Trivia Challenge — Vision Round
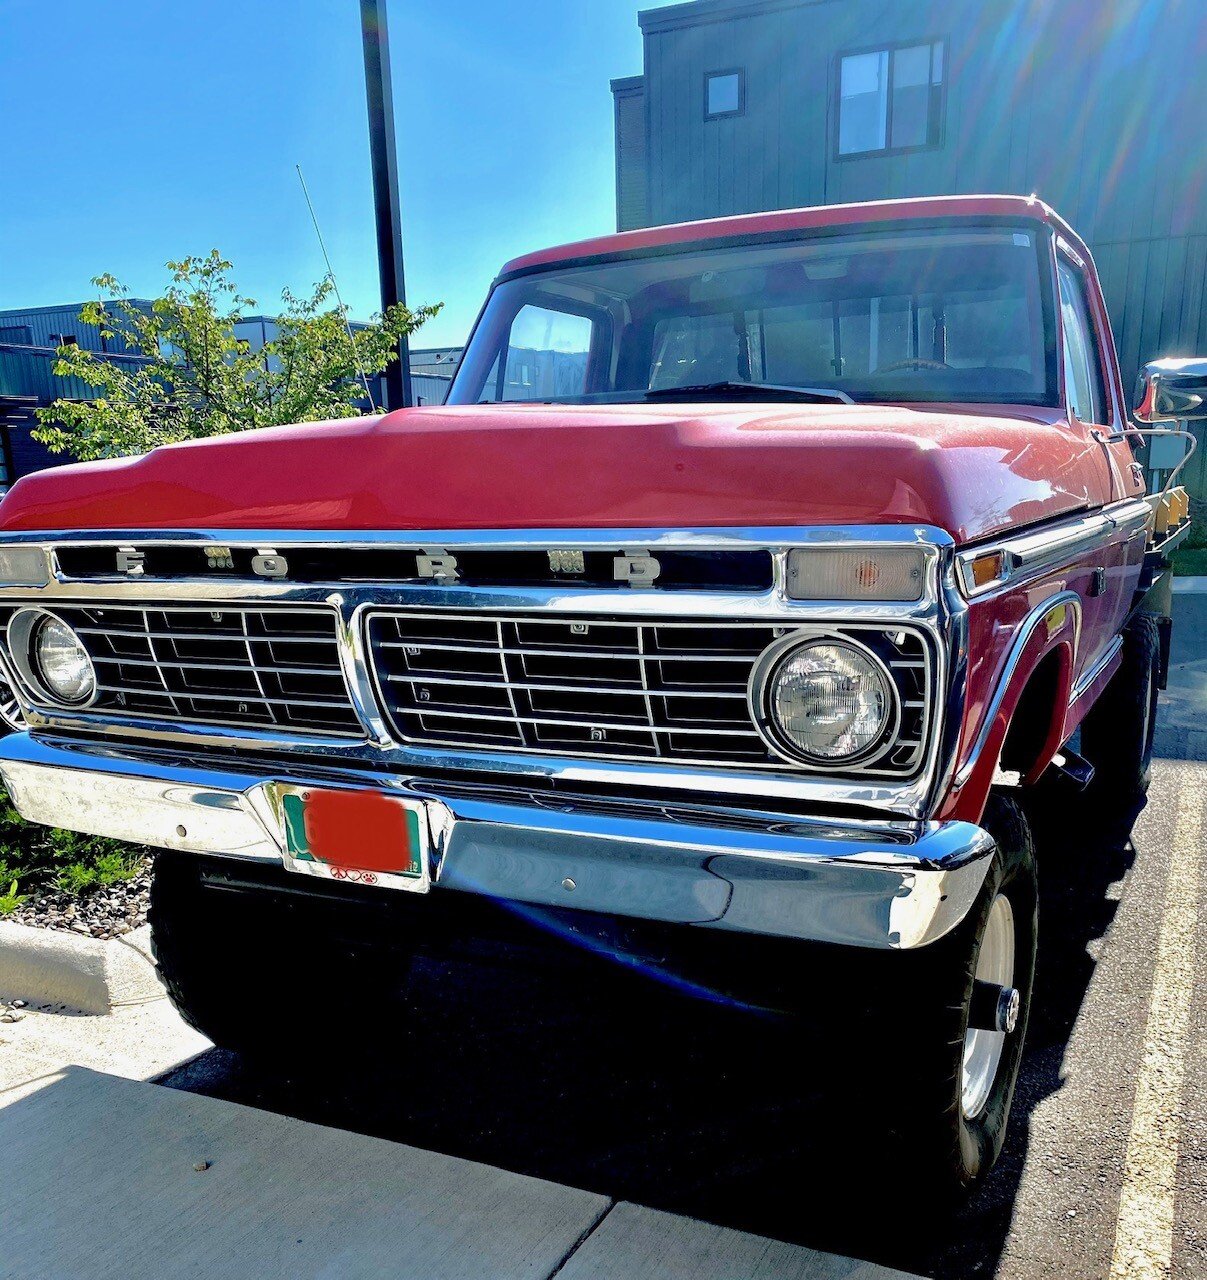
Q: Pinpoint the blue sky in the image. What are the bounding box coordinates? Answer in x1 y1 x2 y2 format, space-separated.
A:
0 0 664 349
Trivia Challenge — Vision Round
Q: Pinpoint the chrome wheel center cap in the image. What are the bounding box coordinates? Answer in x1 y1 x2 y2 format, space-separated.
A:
999 985 1020 1035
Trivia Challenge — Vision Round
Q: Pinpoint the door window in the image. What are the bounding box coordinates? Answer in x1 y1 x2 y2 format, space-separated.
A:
1056 258 1107 424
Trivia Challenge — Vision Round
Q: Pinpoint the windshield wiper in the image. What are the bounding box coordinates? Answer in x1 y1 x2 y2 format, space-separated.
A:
643 381 853 405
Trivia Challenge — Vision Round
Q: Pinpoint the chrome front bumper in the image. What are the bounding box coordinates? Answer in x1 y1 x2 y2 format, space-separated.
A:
0 732 995 951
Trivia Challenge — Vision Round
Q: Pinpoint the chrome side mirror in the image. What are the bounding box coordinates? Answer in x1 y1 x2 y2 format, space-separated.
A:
1134 357 1207 422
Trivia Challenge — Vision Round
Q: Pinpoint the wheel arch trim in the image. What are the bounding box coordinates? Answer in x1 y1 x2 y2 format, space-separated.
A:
943 591 1082 819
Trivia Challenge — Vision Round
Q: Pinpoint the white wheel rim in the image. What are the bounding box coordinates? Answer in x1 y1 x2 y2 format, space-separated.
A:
961 893 1016 1120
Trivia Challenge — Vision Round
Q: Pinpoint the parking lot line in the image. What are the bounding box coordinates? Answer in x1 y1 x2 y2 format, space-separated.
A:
1108 776 1204 1280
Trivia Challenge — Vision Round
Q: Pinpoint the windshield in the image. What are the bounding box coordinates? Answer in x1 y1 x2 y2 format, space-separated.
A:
448 225 1057 407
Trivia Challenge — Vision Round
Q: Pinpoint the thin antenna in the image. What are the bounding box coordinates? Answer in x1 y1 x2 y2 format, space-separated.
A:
296 164 376 410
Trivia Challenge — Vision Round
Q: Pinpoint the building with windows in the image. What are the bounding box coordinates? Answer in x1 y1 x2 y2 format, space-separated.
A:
0 302 156 485
410 346 463 406
611 0 1207 401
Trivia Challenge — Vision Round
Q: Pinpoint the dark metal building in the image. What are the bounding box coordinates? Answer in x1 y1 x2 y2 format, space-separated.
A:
410 346 463 407
0 302 151 484
0 304 461 490
612 0 1207 404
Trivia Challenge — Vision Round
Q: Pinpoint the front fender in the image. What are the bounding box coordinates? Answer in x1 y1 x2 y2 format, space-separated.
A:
937 591 1079 823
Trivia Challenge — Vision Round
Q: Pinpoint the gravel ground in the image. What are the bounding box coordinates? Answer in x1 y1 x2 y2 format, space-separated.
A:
6 858 153 939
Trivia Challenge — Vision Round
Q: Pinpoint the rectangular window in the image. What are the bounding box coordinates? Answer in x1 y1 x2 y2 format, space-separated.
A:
705 70 743 119
838 41 944 156
838 51 888 154
1056 258 1107 424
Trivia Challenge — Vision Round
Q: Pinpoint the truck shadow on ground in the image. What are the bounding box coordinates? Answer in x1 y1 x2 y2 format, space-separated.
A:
162 803 1141 1280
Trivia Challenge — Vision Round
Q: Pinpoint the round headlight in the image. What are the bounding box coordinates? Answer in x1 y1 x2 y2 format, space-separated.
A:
32 616 96 705
758 638 895 764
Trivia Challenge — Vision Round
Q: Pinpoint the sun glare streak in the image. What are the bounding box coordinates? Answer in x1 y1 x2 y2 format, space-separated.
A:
489 894 776 1014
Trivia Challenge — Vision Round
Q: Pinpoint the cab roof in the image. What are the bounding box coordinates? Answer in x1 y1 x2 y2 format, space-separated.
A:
499 193 1086 279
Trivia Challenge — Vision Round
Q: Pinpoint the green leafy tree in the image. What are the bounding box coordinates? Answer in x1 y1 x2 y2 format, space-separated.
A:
34 250 439 462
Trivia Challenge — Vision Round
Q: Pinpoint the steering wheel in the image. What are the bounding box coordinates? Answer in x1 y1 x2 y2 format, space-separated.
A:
877 357 952 373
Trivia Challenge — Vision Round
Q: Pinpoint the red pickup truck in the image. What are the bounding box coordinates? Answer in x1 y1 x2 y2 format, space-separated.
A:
0 195 1195 1195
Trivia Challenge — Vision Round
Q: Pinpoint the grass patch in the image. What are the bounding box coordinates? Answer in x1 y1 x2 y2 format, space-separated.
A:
1171 546 1207 577
1170 497 1205 575
0 791 144 914
0 879 28 916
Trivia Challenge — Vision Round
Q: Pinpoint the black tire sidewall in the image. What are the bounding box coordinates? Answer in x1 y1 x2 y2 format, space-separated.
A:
825 795 1038 1198
150 851 418 1062
1082 613 1161 801
953 795 1038 1182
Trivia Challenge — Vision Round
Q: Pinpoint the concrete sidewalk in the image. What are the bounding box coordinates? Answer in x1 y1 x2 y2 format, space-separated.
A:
0 924 209 1087
0 1062 916 1280
0 927 916 1280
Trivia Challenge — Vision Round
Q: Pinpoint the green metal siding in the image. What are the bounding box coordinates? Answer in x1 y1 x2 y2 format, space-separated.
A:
0 303 149 355
0 344 127 404
623 0 1207 403
612 76 649 231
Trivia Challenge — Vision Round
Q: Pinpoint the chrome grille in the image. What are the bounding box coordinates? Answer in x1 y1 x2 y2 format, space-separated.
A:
45 605 361 737
367 611 933 774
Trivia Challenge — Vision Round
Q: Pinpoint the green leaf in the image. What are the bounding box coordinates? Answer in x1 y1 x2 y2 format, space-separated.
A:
32 252 441 462
0 879 28 915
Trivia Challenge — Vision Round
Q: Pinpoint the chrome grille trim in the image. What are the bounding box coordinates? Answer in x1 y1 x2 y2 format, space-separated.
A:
374 639 760 662
384 674 751 698
366 609 935 776
74 625 339 644
384 707 761 734
0 524 969 818
89 655 348 678
6 604 363 739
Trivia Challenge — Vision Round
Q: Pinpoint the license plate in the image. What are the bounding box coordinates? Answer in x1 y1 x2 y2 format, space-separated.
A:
273 785 431 892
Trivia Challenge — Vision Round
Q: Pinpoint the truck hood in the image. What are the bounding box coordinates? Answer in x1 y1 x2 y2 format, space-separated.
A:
0 402 1115 545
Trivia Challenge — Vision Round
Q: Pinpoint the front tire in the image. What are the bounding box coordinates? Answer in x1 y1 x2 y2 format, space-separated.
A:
149 851 418 1061
828 794 1038 1198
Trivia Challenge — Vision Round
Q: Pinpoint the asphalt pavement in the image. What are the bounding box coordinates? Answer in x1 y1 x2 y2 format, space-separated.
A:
158 592 1207 1280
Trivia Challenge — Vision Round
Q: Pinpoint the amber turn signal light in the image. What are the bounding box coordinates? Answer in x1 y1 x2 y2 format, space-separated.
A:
969 550 1008 589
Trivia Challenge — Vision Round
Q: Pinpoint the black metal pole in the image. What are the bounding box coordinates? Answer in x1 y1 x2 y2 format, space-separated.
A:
360 0 413 410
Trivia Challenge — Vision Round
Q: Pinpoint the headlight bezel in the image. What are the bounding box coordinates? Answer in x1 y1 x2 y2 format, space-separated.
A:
6 607 99 710
748 629 902 770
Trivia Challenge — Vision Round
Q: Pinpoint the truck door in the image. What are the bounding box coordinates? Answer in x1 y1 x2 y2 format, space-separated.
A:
1055 249 1147 676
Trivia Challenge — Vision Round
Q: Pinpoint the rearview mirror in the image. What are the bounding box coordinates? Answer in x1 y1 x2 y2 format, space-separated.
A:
1134 357 1207 423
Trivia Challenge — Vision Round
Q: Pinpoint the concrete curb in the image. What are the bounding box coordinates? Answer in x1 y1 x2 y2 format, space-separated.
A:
0 921 146 1015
